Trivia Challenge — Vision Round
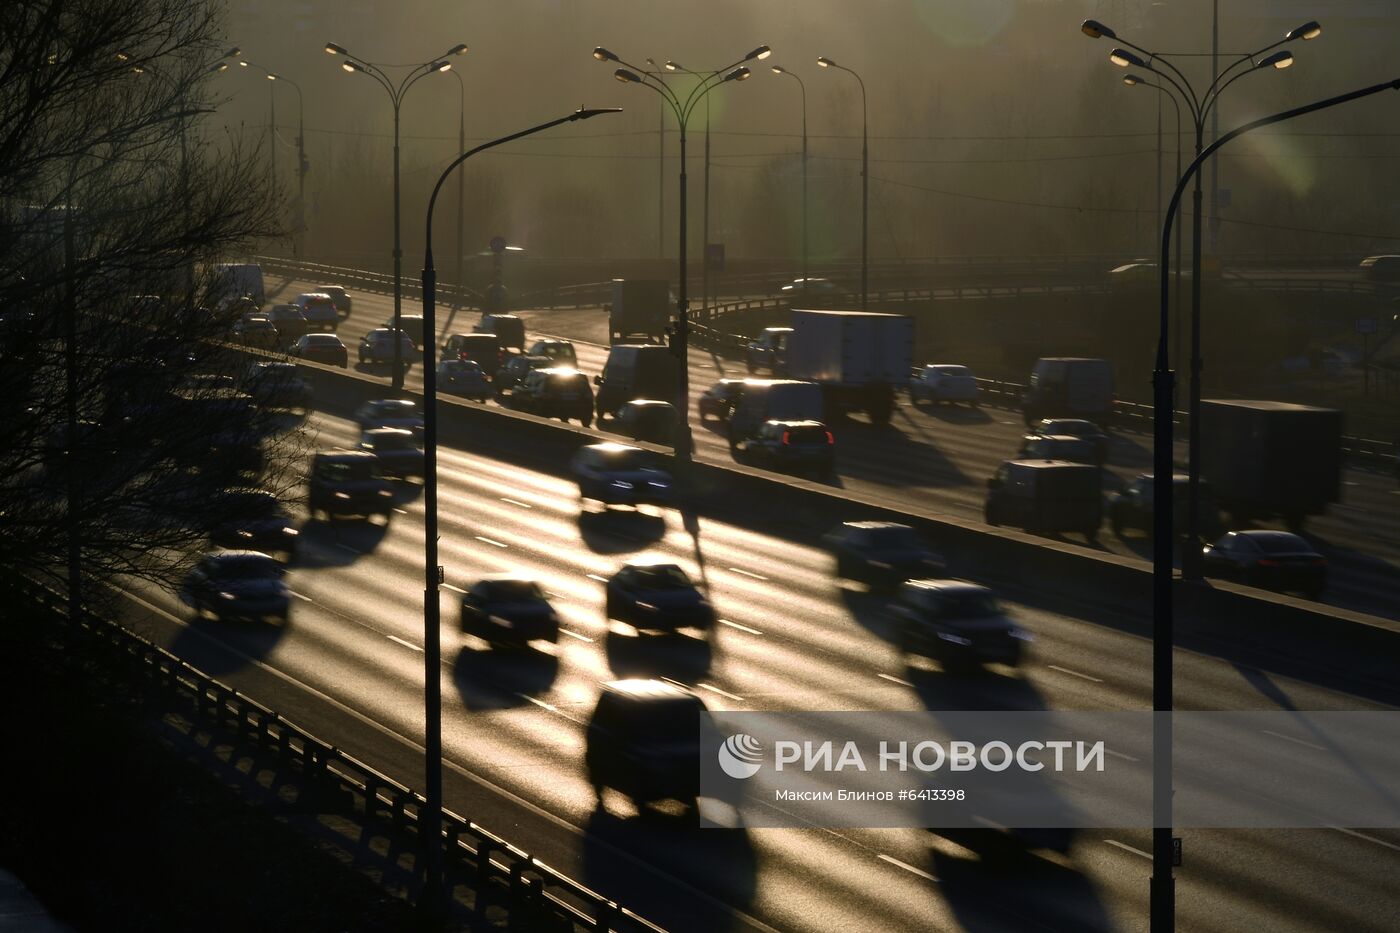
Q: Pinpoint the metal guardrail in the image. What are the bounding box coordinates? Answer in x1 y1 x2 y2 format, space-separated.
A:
256 255 485 310
9 574 663 933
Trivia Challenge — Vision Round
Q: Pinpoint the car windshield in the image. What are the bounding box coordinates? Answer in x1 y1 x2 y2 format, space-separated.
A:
536 343 572 359
621 698 701 743
317 459 380 482
630 565 692 590
306 335 340 346
370 433 417 451
484 579 544 602
1252 533 1313 554
598 448 654 471
218 492 281 515
936 591 1001 618
208 556 280 580
933 366 970 377
867 525 920 549
1044 420 1097 436
373 401 417 416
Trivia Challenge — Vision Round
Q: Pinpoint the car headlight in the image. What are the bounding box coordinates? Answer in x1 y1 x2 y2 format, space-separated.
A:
936 632 972 646
219 591 238 600
377 488 392 497
237 530 253 538
1009 628 1035 642
649 480 670 488
610 480 634 490
284 527 299 536
488 615 514 629
868 560 891 570
334 491 350 500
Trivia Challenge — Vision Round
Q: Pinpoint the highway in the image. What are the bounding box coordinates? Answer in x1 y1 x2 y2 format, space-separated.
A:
269 274 1400 623
114 402 1400 933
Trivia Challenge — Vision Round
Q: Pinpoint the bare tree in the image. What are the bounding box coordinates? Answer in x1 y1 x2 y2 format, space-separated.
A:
0 0 296 611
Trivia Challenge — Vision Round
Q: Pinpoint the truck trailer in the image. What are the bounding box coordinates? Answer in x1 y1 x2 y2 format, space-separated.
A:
608 279 670 345
784 309 913 426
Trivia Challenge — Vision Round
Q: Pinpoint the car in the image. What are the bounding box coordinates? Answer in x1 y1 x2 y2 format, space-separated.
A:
732 419 835 479
615 399 677 445
1359 255 1400 283
290 292 340 332
890 579 1030 670
181 550 290 622
306 449 395 520
604 561 714 631
315 285 352 317
201 429 265 481
460 576 559 648
436 359 491 401
475 313 526 350
264 304 309 345
1108 473 1223 539
494 354 553 398
1016 434 1100 467
232 315 279 350
823 521 947 587
570 443 674 507
526 338 577 367
585 679 706 812
353 399 424 436
697 378 746 422
358 328 417 366
1030 418 1110 465
745 327 792 374
244 361 312 412
776 277 847 305
383 314 426 349
357 427 424 479
1201 530 1326 598
510 366 594 425
289 333 348 368
727 379 824 447
910 364 979 406
206 489 299 557
984 460 1103 542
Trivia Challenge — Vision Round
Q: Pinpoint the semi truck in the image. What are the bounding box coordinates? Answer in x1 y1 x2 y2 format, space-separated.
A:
784 309 913 426
608 279 670 345
1199 399 1343 531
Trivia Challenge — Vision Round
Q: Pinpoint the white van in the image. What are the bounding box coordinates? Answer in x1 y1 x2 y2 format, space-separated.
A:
213 263 265 309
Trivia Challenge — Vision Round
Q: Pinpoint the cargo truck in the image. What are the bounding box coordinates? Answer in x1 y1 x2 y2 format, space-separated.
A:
608 279 671 345
784 309 913 426
1199 399 1343 531
594 344 680 420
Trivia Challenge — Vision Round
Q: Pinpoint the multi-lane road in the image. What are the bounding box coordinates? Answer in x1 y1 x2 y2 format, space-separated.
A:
274 274 1400 623
118 405 1400 932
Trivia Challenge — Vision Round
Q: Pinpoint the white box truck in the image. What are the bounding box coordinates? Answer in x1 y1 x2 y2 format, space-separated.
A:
608 279 670 345
785 309 914 426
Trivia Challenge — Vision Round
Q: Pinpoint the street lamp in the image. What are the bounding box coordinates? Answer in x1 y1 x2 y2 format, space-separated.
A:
596 45 763 470
417 105 621 922
1085 17 1321 576
237 61 307 257
771 65 809 290
816 55 868 309
1148 72 1396 933
327 40 467 390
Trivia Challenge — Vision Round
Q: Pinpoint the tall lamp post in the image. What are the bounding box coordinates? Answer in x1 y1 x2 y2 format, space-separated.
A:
1083 17 1321 576
237 62 306 257
1151 75 1399 933
325 40 467 390
816 56 867 309
448 69 465 303
593 44 768 469
418 106 622 922
770 65 809 289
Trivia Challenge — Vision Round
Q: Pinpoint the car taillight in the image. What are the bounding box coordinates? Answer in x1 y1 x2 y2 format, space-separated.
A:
1256 559 1279 567
825 431 834 445
1312 558 1327 566
781 431 791 445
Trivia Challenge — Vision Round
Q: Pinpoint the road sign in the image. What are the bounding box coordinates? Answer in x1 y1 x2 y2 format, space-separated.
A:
1357 317 1378 335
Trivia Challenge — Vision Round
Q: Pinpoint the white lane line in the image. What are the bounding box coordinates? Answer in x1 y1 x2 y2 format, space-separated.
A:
521 694 560 713
393 508 408 514
698 682 744 701
288 590 313 602
1047 664 1103 683
877 854 939 883
388 635 423 653
719 618 763 635
500 497 533 509
474 535 508 549
336 543 361 554
442 583 467 594
727 567 768 581
560 628 594 643
1104 839 1152 861
878 673 914 688
1261 729 1326 752
586 573 609 583
1105 748 1139 763
547 591 567 600
1331 827 1400 853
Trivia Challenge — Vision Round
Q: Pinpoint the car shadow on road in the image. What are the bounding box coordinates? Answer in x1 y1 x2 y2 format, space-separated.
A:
605 629 713 681
450 644 559 711
836 583 902 644
908 400 993 426
292 517 389 568
168 612 287 676
582 807 757 933
578 509 666 554
836 419 971 489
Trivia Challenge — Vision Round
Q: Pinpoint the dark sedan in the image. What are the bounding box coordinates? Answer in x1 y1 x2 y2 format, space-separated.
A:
290 333 348 368
460 576 559 648
181 551 290 623
1202 530 1327 599
357 427 424 480
698 378 746 422
1031 418 1110 465
207 490 299 557
605 561 714 632
891 579 1030 671
823 521 947 588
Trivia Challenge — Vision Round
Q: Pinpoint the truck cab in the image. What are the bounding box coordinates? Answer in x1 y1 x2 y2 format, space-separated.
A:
1021 358 1114 426
745 327 793 375
594 344 679 421
984 459 1103 543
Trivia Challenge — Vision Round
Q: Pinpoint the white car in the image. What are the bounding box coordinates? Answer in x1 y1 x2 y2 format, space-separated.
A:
910 364 980 406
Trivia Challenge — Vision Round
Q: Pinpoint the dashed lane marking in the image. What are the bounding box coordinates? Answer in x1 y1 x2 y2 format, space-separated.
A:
878 673 914 688
719 619 763 635
1047 664 1103 683
877 854 939 883
388 635 424 652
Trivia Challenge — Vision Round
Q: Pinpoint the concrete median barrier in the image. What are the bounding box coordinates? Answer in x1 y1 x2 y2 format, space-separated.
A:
291 358 1400 681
